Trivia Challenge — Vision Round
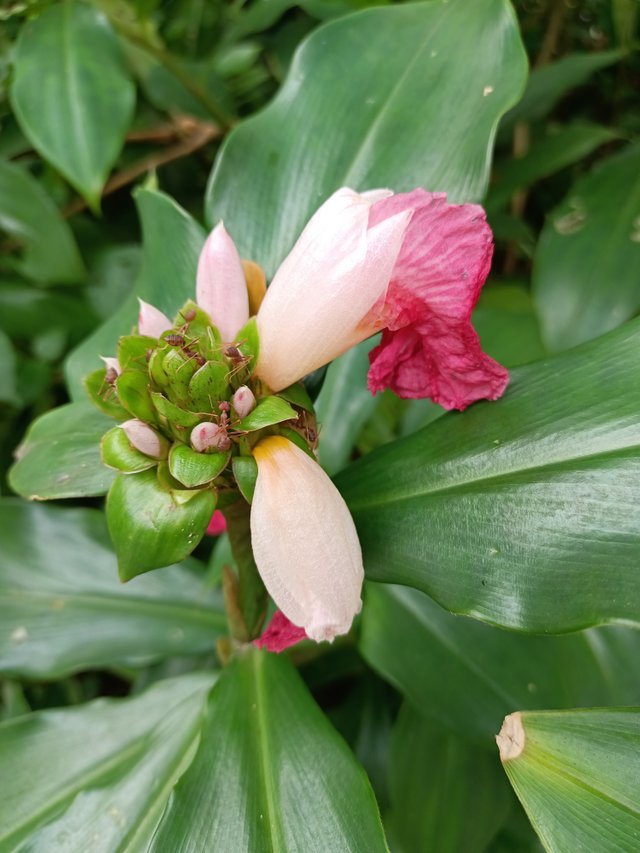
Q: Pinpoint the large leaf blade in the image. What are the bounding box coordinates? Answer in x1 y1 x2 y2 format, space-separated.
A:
151 649 388 852
360 583 640 744
338 318 640 632
9 403 115 500
206 0 527 278
0 501 225 679
0 674 213 851
498 709 640 852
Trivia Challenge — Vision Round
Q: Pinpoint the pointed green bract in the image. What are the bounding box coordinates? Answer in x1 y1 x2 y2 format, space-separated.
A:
168 443 230 488
106 469 215 580
9 403 115 499
236 396 296 431
498 709 640 852
101 426 158 473
232 456 258 503
84 368 129 419
151 650 388 852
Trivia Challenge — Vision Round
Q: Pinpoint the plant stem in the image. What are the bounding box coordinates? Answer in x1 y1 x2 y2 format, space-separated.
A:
224 499 268 642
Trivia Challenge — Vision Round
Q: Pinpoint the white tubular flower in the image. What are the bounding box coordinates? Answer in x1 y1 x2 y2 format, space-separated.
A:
250 436 364 643
196 222 249 341
137 299 172 339
254 188 411 391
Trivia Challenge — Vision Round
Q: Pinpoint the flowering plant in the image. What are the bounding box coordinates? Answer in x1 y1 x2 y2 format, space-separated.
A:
3 1 639 850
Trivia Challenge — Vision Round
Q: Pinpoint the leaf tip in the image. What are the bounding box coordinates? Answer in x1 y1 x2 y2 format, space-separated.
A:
496 712 525 762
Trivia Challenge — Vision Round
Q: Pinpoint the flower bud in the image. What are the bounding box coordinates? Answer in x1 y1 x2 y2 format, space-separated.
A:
232 386 256 419
196 222 249 342
137 298 172 339
121 419 167 459
100 356 121 376
191 422 231 453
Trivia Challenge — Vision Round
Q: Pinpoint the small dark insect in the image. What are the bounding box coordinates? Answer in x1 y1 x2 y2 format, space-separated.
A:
165 333 186 347
182 346 206 367
182 308 197 323
223 345 244 361
105 367 118 386
219 401 230 413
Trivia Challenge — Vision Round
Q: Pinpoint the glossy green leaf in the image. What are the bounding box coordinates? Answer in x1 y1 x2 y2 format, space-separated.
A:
498 709 640 852
0 673 214 850
500 49 625 132
0 501 225 679
488 123 622 211
9 403 114 499
473 285 546 368
533 143 640 351
65 188 206 399
0 159 84 284
101 426 158 473
387 703 511 853
188 360 231 411
232 456 258 503
169 443 229 487
10 3 135 209
107 469 216 580
84 367 130 419
315 338 379 475
151 391 201 428
116 368 158 423
206 0 527 277
151 649 388 852
338 319 640 632
236 395 297 431
361 583 640 744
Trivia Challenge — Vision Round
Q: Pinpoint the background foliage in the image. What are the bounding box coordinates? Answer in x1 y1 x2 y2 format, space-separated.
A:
1 0 639 850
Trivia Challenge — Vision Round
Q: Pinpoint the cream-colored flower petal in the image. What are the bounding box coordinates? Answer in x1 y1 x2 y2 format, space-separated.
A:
251 436 363 642
256 188 411 390
196 222 249 341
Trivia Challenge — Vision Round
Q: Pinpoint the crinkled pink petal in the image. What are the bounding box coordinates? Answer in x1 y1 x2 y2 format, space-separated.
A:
366 189 508 410
206 510 227 536
254 610 308 653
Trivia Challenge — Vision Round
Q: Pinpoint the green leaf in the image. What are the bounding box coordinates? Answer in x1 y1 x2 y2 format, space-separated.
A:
0 159 84 284
101 426 158 473
360 583 640 745
151 649 388 852
0 673 214 850
9 403 115 499
315 339 379 475
206 0 527 277
387 703 511 853
116 368 158 423
500 49 625 132
232 456 258 503
107 469 215 580
0 330 19 406
533 143 640 351
473 285 546 368
65 188 206 399
488 123 622 211
278 381 314 413
497 709 640 852
151 391 201 428
0 500 225 679
10 3 135 209
84 367 130 419
236 395 297 431
168 443 229 487
337 319 640 632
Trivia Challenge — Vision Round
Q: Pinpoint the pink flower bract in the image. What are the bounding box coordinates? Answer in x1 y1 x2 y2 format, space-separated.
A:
367 189 509 410
254 609 308 653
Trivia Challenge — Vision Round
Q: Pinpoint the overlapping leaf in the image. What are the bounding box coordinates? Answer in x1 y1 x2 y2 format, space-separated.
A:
0 501 225 679
338 318 640 632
